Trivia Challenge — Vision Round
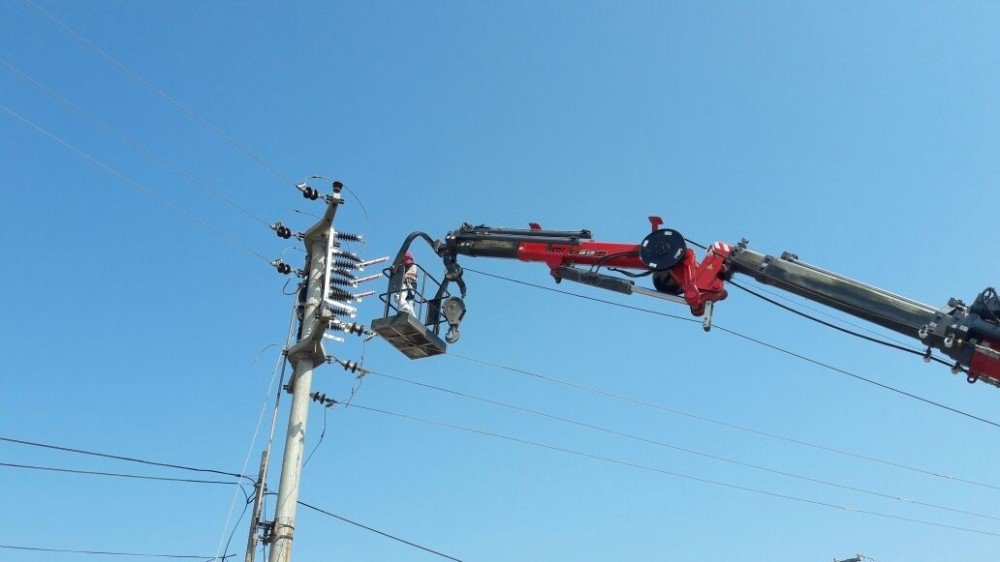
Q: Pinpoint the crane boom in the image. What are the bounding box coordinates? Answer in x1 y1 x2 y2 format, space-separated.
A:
371 218 1000 388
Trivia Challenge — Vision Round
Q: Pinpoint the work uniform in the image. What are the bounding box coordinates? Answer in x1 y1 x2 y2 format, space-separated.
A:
396 263 419 315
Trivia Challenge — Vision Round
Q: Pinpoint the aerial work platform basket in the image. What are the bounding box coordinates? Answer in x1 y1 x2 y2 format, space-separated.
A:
371 257 465 359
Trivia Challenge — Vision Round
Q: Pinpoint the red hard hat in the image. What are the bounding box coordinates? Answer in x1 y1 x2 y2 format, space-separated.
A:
403 252 414 264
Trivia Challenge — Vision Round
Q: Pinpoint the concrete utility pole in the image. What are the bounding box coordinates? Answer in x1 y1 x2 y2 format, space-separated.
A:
266 183 345 562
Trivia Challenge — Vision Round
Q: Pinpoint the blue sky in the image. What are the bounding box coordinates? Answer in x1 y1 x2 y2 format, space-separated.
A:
2 1 999 561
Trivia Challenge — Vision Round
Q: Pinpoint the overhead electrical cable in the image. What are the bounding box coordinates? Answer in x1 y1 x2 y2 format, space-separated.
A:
22 0 297 187
362 369 1000 523
729 276 916 348
463 267 697 324
0 57 270 226
0 102 270 263
462 267 1000 430
0 543 234 559
213 300 299 562
298 500 465 562
0 435 252 483
348 403 1000 540
0 461 233 486
444 351 1000 492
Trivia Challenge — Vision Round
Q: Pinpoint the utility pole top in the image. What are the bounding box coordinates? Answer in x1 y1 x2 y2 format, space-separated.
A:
243 179 379 562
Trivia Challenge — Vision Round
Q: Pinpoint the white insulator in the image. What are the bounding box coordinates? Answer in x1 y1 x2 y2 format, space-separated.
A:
330 247 362 262
358 256 389 268
325 300 358 317
322 333 345 343
353 290 376 299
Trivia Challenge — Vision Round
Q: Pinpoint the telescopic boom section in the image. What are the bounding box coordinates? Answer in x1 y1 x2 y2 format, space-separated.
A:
435 221 1000 388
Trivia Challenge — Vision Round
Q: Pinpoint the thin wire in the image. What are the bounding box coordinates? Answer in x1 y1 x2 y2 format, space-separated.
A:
210 338 292 562
728 279 953 367
363 369 1000 523
463 267 698 324
219 493 254 562
0 461 233 485
710 325 1000 429
0 57 270 226
301 406 328 469
22 0 298 187
0 543 234 559
218 299 299 562
297 500 465 561
463 268 1000 430
732 276 916 347
0 102 271 263
349 403 1000 539
0 436 251 483
446 351 1000 492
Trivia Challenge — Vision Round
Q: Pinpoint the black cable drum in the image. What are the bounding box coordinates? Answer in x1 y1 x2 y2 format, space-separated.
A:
639 229 687 271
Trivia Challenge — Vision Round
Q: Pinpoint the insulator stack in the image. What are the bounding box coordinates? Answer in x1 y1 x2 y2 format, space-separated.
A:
331 248 363 263
330 321 372 338
328 288 354 302
332 259 360 270
326 356 369 376
335 231 364 243
310 391 337 408
298 183 322 200
271 259 293 275
329 277 359 289
271 222 294 239
332 268 357 280
325 300 357 317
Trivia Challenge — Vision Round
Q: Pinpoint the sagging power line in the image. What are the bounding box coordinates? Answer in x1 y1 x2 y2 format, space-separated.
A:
355 367 1000 523
463 267 1000 430
346 402 1000 540
444 351 1000 493
0 102 271 264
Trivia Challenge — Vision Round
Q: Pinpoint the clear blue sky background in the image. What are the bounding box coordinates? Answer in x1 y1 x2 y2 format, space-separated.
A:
2 1 999 561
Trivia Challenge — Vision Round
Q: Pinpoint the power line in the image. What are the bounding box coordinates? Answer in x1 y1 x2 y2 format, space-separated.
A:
361 368 1000 523
0 461 234 486
215 299 298 556
0 101 271 263
0 543 234 559
463 267 698 324
0 56 270 227
0 435 252 483
347 403 1000 540
445 351 1000 492
22 0 297 187
297 500 465 561
463 267 1000 430
727 279 952 367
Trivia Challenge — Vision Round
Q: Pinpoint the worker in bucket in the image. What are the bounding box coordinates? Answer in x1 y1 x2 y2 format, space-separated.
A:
394 252 419 315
